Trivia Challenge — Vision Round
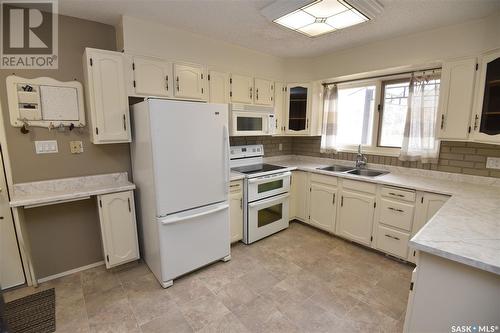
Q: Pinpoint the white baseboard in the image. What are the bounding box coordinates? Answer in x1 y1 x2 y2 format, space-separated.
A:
37 261 105 284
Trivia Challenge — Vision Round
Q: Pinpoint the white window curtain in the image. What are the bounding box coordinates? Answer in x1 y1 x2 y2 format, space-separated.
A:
320 85 338 153
399 72 441 164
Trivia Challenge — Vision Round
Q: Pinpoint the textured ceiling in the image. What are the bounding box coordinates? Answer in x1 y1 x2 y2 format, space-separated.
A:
58 0 500 58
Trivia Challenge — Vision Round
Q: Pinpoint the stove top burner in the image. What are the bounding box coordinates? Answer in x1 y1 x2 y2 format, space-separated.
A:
231 163 286 175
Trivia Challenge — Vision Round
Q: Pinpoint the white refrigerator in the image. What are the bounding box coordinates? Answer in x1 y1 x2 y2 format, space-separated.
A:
131 99 230 288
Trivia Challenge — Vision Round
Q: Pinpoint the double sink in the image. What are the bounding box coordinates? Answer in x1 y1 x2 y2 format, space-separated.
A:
318 165 389 177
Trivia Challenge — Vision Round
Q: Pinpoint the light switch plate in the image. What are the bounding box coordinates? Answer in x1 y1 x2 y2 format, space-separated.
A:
35 140 58 154
486 157 500 169
70 141 83 154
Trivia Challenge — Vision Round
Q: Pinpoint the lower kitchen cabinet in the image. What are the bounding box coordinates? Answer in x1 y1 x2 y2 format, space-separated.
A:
375 224 410 258
97 190 140 268
337 189 375 246
308 177 337 233
290 171 309 221
229 180 243 243
373 186 416 260
287 170 450 263
408 192 450 263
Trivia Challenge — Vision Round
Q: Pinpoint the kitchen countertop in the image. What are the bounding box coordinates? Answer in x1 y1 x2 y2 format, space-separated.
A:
230 171 245 181
266 155 500 275
10 172 136 208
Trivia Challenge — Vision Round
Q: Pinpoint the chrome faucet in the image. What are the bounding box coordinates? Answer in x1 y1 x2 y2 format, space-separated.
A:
355 144 367 169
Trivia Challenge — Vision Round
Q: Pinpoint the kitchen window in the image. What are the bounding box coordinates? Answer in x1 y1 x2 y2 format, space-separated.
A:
378 79 410 148
336 83 376 146
322 70 441 157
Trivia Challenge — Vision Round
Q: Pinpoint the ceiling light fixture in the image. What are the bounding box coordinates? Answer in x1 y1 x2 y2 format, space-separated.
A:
273 0 369 37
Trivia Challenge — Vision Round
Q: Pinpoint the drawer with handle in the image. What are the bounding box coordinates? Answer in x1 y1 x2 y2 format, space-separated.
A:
229 180 242 193
376 225 410 259
310 173 338 186
380 186 416 202
342 179 376 194
379 198 414 231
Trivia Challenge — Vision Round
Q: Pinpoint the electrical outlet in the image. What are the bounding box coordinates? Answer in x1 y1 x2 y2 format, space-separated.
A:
486 157 500 169
278 143 283 151
35 140 58 154
70 141 83 154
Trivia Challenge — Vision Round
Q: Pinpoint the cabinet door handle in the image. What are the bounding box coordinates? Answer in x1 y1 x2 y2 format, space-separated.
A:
240 198 243 209
388 207 404 213
440 114 445 130
166 75 169 91
332 193 335 205
123 114 126 131
176 76 180 91
306 118 309 129
127 198 131 212
388 192 404 198
385 234 400 241
256 88 259 100
341 196 343 207
250 87 253 99
473 114 479 131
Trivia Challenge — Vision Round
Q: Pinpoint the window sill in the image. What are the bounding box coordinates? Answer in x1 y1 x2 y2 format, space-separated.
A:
335 146 401 157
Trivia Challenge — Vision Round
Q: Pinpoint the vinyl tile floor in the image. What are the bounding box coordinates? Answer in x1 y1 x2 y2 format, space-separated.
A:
4 222 414 333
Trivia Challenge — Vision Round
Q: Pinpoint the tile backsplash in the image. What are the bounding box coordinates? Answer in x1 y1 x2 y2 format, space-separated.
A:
229 136 293 156
292 137 500 178
230 136 500 178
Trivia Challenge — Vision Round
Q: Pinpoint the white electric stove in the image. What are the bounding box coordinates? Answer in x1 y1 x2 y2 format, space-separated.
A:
230 145 292 244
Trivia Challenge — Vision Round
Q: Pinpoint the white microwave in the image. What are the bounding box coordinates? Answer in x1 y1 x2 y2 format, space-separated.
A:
230 104 275 136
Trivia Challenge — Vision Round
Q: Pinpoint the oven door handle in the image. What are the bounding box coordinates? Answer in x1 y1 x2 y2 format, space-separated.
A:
248 171 291 184
248 193 289 208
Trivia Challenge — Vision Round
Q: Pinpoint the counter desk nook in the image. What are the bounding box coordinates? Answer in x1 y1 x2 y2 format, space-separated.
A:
8 172 138 287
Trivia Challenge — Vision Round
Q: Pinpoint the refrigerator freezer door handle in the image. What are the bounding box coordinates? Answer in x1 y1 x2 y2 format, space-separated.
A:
160 203 229 225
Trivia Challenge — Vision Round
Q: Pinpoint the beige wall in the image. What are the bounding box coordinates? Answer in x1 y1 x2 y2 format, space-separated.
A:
119 16 286 80
0 15 132 278
283 11 500 82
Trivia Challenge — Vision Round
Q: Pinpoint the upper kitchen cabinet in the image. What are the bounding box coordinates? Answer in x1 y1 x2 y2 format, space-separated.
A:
437 57 477 141
83 48 131 144
285 83 312 135
132 56 172 97
254 78 274 106
173 63 207 101
472 49 500 144
230 74 254 104
274 82 286 135
208 70 230 104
